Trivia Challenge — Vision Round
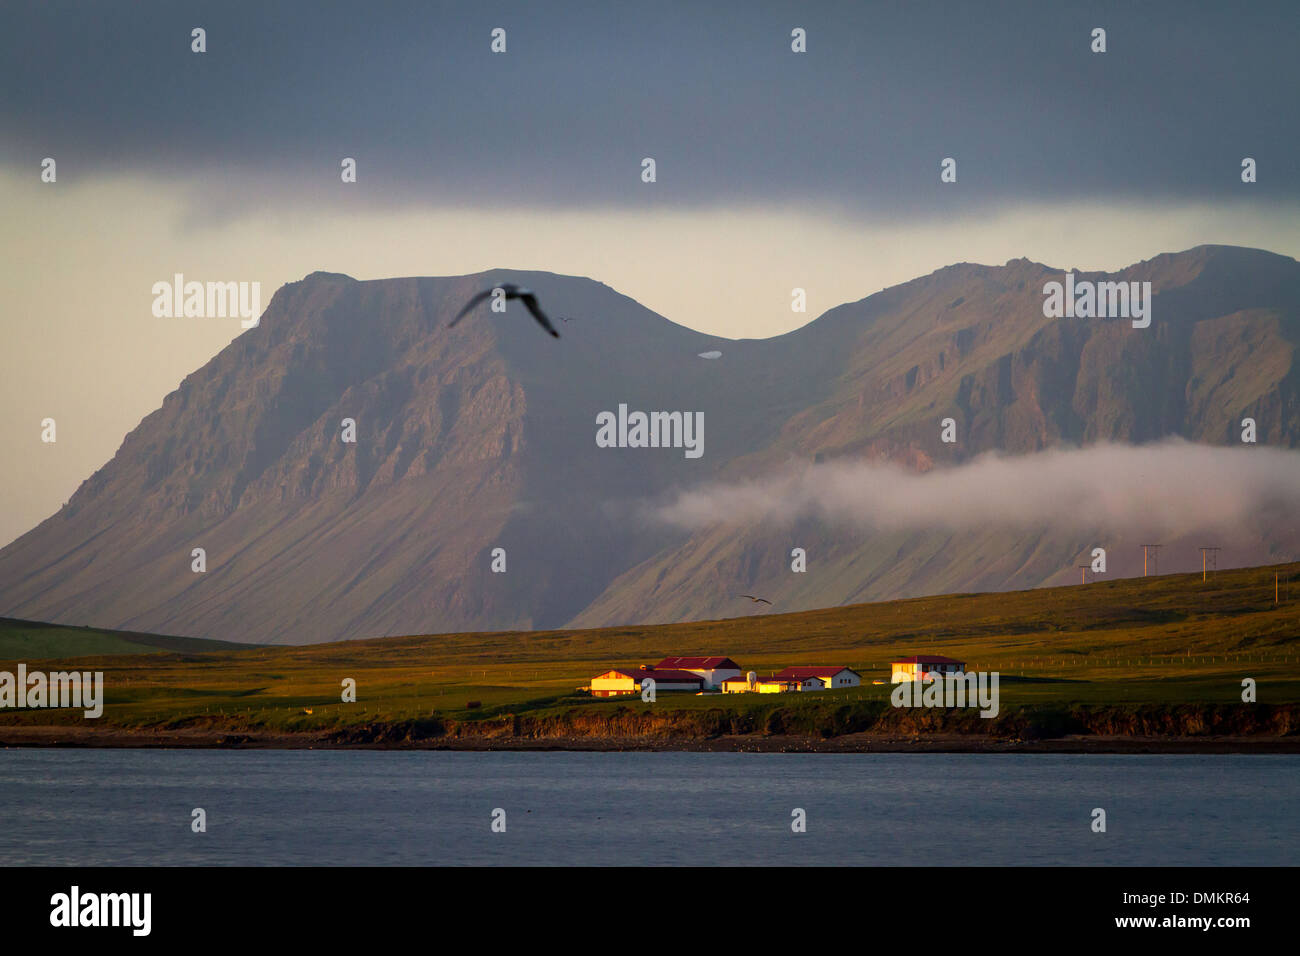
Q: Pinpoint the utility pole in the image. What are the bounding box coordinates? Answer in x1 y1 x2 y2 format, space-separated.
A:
1198 547 1220 582
1140 544 1162 577
1078 565 1089 585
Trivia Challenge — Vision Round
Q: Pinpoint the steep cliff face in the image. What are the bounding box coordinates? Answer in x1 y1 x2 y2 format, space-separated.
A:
0 268 734 642
1 246 1297 642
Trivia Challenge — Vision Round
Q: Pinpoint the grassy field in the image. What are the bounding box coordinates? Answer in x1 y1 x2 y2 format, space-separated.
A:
0 562 1297 736
0 617 250 660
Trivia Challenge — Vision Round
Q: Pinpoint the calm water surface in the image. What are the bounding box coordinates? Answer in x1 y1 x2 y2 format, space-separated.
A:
0 749 1294 866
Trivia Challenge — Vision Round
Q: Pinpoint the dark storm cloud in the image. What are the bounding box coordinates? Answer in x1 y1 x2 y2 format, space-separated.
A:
2 0 1296 217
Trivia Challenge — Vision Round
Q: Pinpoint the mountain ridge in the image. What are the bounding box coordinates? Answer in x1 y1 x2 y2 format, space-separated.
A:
2 244 1297 642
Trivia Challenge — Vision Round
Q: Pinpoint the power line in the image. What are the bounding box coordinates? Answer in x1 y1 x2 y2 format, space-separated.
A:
1198 547 1221 581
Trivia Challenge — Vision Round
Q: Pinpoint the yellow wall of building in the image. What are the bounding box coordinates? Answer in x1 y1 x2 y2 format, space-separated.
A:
591 675 636 695
891 664 918 682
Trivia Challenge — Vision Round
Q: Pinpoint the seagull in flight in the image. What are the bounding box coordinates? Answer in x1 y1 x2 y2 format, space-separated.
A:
449 283 560 338
739 594 772 606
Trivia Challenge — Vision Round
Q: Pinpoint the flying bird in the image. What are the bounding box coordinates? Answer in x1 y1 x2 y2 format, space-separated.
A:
449 283 560 338
739 594 772 605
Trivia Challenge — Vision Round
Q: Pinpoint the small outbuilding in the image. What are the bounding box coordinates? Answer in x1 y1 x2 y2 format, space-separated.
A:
590 667 705 697
772 666 862 691
721 672 758 693
890 655 966 683
754 677 800 694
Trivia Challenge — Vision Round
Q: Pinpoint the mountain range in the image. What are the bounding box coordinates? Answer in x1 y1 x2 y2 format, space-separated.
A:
1 244 1297 643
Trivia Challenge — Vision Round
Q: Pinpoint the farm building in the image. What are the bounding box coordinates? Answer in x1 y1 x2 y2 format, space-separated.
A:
721 668 859 694
772 666 862 690
724 674 798 693
754 677 800 693
589 667 705 697
721 672 756 693
655 656 741 689
890 655 966 683
720 671 793 693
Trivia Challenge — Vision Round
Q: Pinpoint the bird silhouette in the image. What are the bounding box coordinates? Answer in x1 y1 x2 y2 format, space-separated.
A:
739 594 772 605
449 283 560 338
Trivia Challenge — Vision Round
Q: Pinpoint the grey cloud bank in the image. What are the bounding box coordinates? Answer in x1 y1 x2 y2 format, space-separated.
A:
654 440 1300 540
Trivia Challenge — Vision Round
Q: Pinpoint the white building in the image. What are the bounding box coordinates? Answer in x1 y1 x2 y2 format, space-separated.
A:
655 656 741 690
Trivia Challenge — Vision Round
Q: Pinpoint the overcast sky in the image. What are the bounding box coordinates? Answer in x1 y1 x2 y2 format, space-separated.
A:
4 1 1299 211
2 0 1298 546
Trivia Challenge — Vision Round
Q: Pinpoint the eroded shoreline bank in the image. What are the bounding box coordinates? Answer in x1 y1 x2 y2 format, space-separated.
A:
3 725 1299 754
